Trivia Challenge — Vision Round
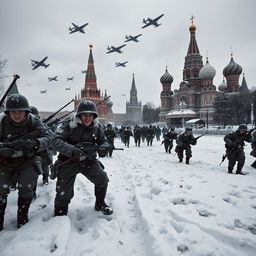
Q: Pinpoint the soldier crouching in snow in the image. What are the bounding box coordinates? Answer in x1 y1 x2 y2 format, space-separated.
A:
175 127 196 164
51 100 113 216
0 94 51 231
224 124 252 175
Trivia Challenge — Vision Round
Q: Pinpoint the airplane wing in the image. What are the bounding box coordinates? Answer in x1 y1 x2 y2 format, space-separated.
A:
117 44 126 50
142 22 151 29
72 23 78 28
41 56 48 62
154 14 164 21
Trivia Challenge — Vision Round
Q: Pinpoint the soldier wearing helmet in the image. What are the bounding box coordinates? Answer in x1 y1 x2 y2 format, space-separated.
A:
175 127 197 164
51 100 113 216
162 127 178 153
0 94 51 231
104 123 116 157
224 124 252 175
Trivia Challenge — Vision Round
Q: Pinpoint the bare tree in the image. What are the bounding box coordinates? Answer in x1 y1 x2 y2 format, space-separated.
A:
0 58 8 97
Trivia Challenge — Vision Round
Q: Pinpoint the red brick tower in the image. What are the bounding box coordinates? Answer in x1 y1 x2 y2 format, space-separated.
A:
75 45 112 123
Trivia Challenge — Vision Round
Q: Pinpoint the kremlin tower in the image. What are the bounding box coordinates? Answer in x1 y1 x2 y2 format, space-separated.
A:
74 45 113 123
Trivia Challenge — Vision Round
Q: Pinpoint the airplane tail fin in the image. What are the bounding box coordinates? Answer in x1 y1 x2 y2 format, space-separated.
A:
143 18 147 24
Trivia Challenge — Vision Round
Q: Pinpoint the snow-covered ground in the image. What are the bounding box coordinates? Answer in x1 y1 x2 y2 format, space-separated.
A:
1 135 256 256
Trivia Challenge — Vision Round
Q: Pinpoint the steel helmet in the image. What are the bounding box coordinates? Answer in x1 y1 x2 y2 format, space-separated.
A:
4 94 31 113
76 100 98 118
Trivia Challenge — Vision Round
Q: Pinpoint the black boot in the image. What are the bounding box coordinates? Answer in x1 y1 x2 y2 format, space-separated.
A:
54 205 68 216
228 168 233 174
179 158 183 163
94 186 113 215
17 197 32 229
186 158 190 165
236 170 246 175
0 200 7 231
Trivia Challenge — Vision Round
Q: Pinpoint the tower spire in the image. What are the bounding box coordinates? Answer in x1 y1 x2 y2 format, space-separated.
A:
85 44 97 89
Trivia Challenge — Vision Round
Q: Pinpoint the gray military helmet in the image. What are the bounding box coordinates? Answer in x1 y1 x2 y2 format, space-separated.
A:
185 127 192 132
4 94 31 113
30 105 39 116
76 100 98 118
237 124 247 131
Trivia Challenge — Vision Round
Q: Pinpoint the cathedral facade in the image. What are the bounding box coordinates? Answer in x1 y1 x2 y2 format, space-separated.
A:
160 20 244 127
74 45 113 124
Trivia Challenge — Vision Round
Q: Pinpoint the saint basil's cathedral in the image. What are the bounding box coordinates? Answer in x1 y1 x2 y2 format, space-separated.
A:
159 18 247 127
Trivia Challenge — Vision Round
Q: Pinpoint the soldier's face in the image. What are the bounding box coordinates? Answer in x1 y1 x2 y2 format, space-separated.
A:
9 111 26 123
80 113 94 126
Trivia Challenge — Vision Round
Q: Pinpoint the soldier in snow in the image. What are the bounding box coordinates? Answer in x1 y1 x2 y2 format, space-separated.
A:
0 94 51 230
51 100 113 216
175 127 197 164
162 127 178 153
224 124 252 175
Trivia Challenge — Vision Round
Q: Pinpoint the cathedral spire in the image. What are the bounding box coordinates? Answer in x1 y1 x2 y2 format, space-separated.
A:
130 74 138 104
85 44 97 89
183 16 203 81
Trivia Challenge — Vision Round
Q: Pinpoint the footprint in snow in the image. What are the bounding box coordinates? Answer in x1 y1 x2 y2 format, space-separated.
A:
198 209 215 217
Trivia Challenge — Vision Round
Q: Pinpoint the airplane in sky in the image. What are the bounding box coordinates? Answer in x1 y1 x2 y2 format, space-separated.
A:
141 14 164 28
124 34 142 42
31 56 50 70
40 90 47 94
68 23 88 34
81 70 87 74
67 77 74 81
106 44 126 54
48 76 58 82
115 61 128 67
65 87 71 90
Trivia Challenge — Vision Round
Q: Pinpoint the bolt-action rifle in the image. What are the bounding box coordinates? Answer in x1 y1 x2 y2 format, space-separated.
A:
43 99 75 124
219 128 256 166
50 141 123 179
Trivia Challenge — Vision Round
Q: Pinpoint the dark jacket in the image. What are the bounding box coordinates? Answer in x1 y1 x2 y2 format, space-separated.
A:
176 133 197 148
51 116 107 160
224 131 252 150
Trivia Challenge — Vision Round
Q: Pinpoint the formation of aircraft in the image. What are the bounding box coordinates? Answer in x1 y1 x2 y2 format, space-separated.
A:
124 34 142 42
68 23 88 34
141 14 164 28
31 56 50 70
48 76 58 82
40 90 47 94
65 87 71 90
115 61 128 67
67 77 74 81
106 44 126 54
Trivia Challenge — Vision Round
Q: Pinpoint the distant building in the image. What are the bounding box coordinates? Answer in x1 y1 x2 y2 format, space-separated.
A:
74 45 113 124
160 18 244 127
125 74 142 124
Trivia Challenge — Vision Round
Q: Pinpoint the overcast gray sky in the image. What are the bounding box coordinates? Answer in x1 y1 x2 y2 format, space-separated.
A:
1 0 255 113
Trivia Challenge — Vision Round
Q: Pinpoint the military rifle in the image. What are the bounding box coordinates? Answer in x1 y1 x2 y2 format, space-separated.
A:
0 74 20 107
194 133 207 141
43 99 74 124
219 128 256 166
50 141 123 179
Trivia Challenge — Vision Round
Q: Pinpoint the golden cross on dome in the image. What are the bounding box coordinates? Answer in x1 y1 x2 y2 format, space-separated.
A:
190 15 195 25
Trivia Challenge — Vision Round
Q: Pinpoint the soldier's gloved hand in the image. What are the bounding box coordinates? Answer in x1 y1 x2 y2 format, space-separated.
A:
72 147 85 158
0 147 15 157
98 147 109 157
24 139 39 151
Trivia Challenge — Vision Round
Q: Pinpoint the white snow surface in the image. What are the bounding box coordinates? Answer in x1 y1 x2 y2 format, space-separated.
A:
0 135 256 256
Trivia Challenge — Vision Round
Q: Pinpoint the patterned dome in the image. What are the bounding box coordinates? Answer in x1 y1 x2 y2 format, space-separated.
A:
199 58 216 79
223 55 242 76
218 78 227 91
106 100 113 107
160 67 173 84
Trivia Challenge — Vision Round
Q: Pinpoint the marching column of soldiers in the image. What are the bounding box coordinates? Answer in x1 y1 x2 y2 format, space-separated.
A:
0 92 255 231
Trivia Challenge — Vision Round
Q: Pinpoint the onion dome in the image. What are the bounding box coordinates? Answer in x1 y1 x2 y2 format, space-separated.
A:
218 77 227 91
189 24 196 31
199 57 216 79
106 100 113 107
223 54 242 76
160 67 173 84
